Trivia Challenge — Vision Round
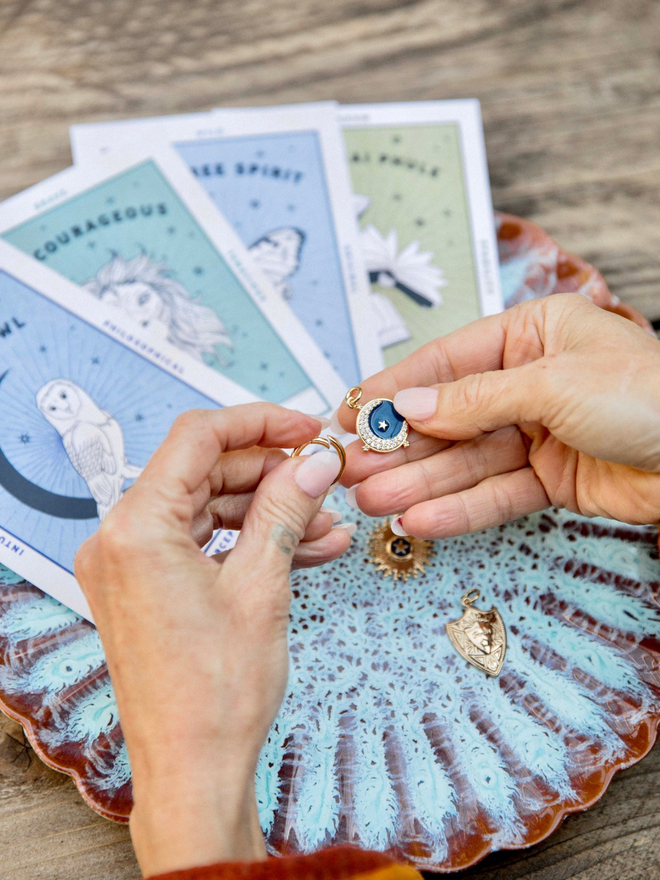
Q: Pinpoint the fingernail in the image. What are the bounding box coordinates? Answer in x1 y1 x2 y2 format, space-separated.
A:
294 449 341 498
333 521 357 537
314 415 332 429
394 387 438 421
345 484 360 509
320 506 342 524
390 515 409 536
327 409 344 435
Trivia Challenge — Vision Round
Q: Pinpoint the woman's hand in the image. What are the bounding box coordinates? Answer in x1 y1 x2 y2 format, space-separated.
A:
337 293 660 537
74 404 350 878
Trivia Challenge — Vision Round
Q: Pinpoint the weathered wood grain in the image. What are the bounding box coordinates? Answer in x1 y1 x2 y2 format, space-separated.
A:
0 1 658 877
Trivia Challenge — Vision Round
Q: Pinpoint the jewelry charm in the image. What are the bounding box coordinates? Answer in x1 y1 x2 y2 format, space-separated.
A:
345 386 410 453
368 519 434 581
291 435 347 483
446 589 506 677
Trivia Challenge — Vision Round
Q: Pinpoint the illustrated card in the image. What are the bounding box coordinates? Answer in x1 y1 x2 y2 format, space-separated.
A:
340 101 503 365
0 242 254 620
70 104 382 387
0 147 344 413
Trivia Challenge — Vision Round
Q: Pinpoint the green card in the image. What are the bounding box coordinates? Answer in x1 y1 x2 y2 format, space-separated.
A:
341 101 502 366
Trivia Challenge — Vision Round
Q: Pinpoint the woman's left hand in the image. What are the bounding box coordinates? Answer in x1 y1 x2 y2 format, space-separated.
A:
74 404 350 878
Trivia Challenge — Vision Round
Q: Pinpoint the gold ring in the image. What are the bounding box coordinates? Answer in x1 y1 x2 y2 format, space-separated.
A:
291 434 347 483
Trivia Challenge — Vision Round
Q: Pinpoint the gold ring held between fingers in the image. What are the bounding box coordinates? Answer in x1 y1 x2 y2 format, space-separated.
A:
291 435 347 483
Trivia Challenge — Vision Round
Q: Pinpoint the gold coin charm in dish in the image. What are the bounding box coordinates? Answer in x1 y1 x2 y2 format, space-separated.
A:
446 589 507 677
367 519 434 581
345 386 410 453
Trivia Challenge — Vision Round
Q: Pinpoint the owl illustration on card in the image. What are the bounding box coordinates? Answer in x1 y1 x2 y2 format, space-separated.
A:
248 228 305 301
354 195 447 348
84 254 233 365
36 380 142 521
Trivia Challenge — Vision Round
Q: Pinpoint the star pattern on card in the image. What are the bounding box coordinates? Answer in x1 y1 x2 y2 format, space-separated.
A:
19 434 30 444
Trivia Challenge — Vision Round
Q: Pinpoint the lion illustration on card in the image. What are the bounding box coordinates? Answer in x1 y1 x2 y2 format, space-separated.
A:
84 254 233 365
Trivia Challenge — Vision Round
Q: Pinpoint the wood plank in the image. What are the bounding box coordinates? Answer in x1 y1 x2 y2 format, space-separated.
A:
0 0 658 876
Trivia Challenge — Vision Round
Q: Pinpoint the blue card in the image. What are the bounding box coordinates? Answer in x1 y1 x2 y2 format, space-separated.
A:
0 242 253 619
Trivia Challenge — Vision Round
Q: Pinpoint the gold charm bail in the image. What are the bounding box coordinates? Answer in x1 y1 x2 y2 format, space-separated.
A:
345 386 363 410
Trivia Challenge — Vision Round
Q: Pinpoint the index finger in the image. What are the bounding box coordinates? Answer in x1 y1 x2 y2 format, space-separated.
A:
337 310 509 433
136 403 326 502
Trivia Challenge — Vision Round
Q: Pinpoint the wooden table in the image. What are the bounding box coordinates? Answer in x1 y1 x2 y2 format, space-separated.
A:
0 1 659 877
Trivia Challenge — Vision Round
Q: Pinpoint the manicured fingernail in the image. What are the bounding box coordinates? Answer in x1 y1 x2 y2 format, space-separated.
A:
327 409 344 435
345 484 360 509
390 516 408 536
314 415 332 429
333 521 357 537
320 506 342 524
393 387 438 421
294 449 341 498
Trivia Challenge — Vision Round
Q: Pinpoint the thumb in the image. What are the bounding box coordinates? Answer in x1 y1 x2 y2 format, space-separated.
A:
393 362 545 441
227 448 342 582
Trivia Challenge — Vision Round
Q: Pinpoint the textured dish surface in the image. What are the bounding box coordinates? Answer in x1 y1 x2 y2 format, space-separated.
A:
0 214 657 871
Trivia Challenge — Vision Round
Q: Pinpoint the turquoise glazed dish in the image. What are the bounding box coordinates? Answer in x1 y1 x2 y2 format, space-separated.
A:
0 214 657 872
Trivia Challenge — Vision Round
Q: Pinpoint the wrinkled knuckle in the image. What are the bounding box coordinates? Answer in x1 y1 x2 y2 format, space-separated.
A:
458 373 487 414
459 442 484 486
96 514 140 559
172 408 207 435
256 493 308 542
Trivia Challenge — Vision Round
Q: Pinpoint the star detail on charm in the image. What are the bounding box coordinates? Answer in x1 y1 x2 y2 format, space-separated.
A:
345 387 409 453
368 520 434 581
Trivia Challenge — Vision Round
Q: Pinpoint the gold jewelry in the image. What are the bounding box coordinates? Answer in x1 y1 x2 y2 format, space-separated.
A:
345 385 410 454
446 589 507 677
367 519 434 581
291 435 347 483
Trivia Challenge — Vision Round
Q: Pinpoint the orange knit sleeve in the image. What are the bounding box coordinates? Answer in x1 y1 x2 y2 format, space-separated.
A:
146 846 423 880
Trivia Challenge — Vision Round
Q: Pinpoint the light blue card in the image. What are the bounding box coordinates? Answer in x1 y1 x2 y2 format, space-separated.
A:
180 132 359 382
0 269 218 575
0 151 342 413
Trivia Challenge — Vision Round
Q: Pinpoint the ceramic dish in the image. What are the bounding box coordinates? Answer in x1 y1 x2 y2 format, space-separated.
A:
0 213 657 872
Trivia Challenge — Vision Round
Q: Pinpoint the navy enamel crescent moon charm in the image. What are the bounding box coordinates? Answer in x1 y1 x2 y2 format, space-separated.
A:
345 386 410 453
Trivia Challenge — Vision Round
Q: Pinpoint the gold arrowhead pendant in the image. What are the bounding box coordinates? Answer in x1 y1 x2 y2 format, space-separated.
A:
446 589 507 677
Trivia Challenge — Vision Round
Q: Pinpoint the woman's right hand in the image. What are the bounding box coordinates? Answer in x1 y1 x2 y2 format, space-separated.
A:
337 293 660 538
